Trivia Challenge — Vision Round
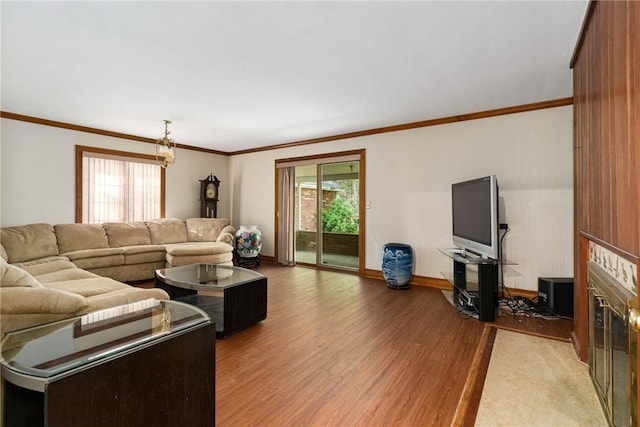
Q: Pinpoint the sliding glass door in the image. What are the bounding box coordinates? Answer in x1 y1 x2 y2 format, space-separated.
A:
294 161 360 270
276 149 365 272
294 165 318 265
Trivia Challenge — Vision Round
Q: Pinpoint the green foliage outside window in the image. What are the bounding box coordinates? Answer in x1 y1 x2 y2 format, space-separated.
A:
322 196 359 234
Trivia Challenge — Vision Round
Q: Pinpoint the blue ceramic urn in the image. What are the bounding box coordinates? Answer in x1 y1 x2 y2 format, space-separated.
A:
382 243 413 290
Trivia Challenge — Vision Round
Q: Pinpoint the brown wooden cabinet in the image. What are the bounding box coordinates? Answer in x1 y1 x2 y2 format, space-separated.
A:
571 0 640 367
572 4 640 424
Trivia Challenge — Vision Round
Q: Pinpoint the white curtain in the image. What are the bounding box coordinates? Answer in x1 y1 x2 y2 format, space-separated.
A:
83 153 161 223
277 167 296 266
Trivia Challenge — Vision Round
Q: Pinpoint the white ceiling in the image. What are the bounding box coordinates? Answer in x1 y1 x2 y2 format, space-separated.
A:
1 1 588 153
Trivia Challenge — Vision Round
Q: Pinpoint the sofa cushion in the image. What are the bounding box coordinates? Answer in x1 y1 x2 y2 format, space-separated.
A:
103 222 152 247
146 218 187 244
19 259 78 277
0 259 43 288
83 263 166 283
63 247 124 260
55 223 108 254
31 267 100 284
165 242 234 267
121 245 167 265
45 277 131 298
0 223 59 263
0 243 7 261
165 242 233 256
13 256 71 269
186 218 232 242
65 252 125 270
0 287 88 314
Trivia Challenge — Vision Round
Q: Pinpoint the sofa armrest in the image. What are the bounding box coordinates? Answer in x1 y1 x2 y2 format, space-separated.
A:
186 218 235 243
220 224 236 236
217 227 236 247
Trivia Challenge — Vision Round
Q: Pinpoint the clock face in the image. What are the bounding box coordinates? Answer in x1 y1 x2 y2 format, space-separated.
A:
206 183 216 199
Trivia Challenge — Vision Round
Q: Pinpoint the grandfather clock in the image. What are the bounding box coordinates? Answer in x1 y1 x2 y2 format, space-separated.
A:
199 174 220 218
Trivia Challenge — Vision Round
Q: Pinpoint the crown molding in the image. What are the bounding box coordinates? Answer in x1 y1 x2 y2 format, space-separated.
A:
228 97 574 155
0 111 229 156
2 97 573 157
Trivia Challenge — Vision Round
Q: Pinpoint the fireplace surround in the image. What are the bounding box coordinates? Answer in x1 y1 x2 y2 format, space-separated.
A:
588 261 637 426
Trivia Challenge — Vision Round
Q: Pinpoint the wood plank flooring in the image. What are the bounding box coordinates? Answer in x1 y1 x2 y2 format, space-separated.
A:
135 264 573 426
213 264 571 427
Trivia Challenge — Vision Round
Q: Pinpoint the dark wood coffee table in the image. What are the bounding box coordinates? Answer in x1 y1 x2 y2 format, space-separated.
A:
155 264 267 338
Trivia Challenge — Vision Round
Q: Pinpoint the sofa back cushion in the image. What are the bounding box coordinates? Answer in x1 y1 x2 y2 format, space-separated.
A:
103 222 152 247
54 224 108 254
186 218 232 242
145 218 187 244
0 223 59 263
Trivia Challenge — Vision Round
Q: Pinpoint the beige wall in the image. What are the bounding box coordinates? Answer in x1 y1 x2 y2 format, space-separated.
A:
1 106 573 291
229 105 574 291
0 118 230 226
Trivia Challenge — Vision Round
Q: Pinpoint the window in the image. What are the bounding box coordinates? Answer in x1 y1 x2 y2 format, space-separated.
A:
76 145 165 223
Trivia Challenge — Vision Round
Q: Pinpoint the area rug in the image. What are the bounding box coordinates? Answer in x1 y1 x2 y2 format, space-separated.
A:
474 329 607 426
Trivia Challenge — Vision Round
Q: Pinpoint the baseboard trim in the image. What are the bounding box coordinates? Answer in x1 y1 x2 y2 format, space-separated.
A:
259 255 276 264
362 268 538 299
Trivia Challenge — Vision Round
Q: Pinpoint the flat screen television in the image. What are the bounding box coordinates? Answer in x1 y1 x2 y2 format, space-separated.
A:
451 175 499 259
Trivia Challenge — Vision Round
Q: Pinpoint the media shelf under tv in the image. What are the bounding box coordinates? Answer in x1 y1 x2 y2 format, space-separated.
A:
439 248 511 322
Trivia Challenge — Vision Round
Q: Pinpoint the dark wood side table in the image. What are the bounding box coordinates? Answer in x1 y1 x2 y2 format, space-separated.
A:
1 300 216 427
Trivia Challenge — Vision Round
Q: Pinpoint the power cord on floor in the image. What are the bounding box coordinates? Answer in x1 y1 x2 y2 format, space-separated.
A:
499 295 567 320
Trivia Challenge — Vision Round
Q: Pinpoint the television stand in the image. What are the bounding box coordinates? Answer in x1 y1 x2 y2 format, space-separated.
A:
439 248 500 321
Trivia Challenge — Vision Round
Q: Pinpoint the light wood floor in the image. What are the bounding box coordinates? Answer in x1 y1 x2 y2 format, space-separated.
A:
209 264 572 426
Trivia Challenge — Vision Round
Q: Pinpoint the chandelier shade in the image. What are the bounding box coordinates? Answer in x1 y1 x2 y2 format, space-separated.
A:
156 120 176 168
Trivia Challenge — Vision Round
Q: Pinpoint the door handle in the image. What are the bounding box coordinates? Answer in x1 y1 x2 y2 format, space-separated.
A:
629 299 640 333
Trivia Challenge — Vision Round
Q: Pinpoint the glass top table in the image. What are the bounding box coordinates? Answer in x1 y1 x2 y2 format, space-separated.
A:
155 263 264 291
155 264 268 337
0 299 210 390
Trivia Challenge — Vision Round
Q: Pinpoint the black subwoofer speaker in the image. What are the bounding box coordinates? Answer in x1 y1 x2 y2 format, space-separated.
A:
538 277 574 317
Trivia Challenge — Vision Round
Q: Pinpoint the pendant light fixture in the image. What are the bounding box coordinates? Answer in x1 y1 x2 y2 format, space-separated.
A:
156 119 176 168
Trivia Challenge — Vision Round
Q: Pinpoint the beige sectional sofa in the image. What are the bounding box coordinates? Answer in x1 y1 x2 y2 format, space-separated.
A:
0 258 170 337
0 218 236 335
